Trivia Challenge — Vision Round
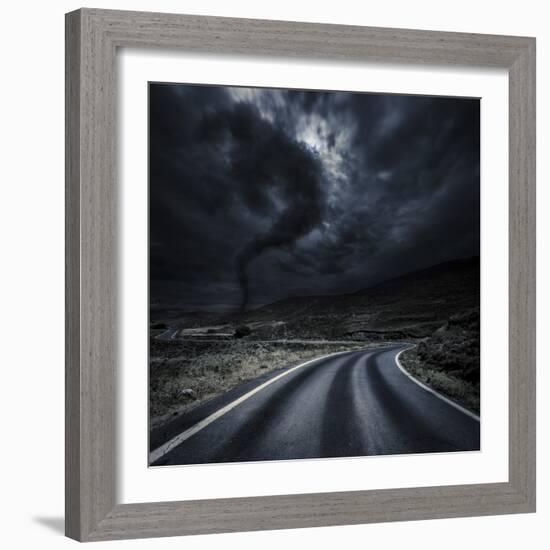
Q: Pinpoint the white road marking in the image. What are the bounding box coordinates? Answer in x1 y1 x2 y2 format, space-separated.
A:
149 349 358 463
394 347 480 422
151 345 479 463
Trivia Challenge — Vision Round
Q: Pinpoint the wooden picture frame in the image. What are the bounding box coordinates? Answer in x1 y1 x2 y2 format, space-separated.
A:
65 8 536 541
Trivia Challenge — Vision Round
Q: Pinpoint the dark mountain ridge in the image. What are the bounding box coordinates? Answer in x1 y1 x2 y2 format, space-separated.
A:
234 256 479 340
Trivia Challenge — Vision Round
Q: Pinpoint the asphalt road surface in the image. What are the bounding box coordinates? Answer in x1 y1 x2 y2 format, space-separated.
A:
150 344 480 466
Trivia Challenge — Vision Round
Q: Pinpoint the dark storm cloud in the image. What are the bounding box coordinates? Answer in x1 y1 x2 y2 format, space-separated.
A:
150 83 479 311
192 101 327 309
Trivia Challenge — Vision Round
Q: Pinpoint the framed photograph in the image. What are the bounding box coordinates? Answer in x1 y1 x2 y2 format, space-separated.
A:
65 8 536 541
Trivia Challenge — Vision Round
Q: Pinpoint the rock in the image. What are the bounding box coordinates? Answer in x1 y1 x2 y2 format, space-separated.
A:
179 388 197 400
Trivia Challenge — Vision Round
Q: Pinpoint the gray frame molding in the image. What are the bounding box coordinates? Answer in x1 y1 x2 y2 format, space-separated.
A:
65 8 536 542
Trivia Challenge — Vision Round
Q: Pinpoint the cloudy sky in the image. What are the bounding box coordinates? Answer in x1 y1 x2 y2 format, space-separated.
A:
149 83 479 312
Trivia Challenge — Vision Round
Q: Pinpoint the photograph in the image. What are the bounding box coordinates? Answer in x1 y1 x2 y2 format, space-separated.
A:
148 82 481 466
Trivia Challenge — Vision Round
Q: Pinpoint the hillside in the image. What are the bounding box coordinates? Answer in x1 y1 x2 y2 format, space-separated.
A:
230 257 479 340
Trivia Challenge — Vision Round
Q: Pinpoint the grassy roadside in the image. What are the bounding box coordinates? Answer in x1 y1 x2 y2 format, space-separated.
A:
149 339 368 429
399 346 480 415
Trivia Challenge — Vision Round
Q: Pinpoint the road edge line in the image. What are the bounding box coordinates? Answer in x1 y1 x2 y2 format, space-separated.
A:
394 347 480 422
149 348 359 464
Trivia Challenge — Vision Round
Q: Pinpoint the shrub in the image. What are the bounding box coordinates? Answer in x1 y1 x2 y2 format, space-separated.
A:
234 325 252 338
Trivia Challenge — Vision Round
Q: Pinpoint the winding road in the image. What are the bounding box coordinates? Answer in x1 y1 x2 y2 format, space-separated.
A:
150 344 480 466
156 328 179 341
